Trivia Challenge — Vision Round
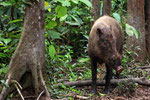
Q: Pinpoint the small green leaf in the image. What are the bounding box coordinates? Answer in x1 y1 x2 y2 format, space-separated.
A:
47 21 57 29
65 21 80 26
55 6 67 18
0 2 12 6
8 25 17 31
3 38 11 45
98 92 106 96
0 66 8 75
80 0 92 8
47 30 61 39
113 13 120 23
63 0 71 6
70 15 81 25
61 85 66 89
0 80 9 87
60 14 68 22
72 15 83 25
71 0 79 4
49 45 56 59
57 0 71 6
22 0 32 5
125 24 140 39
126 24 133 36
45 1 51 12
78 58 90 63
9 19 23 24
132 27 140 39
0 53 7 58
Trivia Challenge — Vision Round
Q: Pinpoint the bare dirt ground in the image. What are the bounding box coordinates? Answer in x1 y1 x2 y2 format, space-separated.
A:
80 86 150 100
2 83 150 100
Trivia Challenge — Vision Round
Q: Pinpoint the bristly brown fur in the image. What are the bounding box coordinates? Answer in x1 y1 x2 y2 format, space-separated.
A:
88 15 124 93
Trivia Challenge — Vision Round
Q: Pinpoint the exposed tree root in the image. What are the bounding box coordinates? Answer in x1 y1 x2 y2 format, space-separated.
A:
54 77 150 87
0 64 50 100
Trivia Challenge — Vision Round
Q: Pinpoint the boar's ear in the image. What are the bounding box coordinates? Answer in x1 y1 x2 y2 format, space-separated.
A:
96 28 103 38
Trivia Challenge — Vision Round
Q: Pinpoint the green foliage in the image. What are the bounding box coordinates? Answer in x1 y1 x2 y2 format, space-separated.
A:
55 6 67 18
45 1 51 12
49 45 56 59
125 24 140 39
0 80 9 88
0 2 12 6
47 30 61 39
47 21 57 29
80 0 92 7
113 13 121 23
111 0 127 16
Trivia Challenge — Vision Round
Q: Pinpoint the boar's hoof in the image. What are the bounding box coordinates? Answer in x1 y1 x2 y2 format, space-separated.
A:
103 88 111 94
90 89 97 94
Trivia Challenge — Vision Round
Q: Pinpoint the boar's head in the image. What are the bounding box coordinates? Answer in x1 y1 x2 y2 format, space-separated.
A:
96 26 123 74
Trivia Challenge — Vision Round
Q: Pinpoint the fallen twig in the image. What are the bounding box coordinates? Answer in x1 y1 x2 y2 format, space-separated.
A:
37 90 44 100
130 66 150 70
12 80 24 100
74 95 89 100
54 77 150 87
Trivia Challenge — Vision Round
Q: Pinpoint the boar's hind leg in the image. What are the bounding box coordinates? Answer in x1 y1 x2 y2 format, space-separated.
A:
104 64 112 93
91 58 97 93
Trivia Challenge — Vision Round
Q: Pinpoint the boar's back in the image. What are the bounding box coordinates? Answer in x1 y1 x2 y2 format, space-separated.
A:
88 16 124 61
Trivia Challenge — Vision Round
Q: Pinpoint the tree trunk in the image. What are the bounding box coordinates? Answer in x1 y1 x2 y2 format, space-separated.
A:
127 0 146 64
90 0 100 25
145 0 150 61
102 0 111 16
0 0 50 100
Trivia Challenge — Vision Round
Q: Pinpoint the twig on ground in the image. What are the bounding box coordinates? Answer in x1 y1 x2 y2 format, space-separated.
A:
130 66 150 70
74 95 89 100
54 77 150 87
37 90 44 100
12 80 24 100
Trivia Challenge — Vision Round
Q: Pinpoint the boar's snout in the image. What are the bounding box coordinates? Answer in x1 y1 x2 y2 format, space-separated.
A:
116 65 123 74
110 53 123 74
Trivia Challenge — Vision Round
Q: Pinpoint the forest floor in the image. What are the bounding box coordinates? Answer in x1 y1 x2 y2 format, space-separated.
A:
7 86 150 100
71 85 150 100
92 86 150 100
60 63 150 100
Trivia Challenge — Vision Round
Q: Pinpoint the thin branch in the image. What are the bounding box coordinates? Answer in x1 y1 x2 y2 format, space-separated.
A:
135 66 150 69
37 90 44 100
54 77 150 87
11 80 23 89
12 80 24 100
74 95 89 100
130 66 150 70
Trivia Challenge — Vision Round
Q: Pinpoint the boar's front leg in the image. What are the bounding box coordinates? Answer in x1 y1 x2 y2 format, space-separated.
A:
104 64 112 93
91 58 97 93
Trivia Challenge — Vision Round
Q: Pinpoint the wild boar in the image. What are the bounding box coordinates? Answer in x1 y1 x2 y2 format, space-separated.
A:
88 16 124 93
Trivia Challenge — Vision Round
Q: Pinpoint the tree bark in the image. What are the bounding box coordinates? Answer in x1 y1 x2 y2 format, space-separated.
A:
127 0 146 64
102 0 111 16
91 0 100 25
55 77 150 87
0 0 50 100
145 0 150 61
